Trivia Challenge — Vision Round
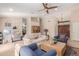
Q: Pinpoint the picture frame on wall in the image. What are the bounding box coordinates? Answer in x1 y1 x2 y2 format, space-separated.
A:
5 23 11 27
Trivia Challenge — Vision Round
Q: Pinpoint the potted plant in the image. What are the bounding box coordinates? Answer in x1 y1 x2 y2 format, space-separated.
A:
53 36 59 44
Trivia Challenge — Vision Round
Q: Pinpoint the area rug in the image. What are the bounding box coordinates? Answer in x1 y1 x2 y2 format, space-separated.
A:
64 46 79 56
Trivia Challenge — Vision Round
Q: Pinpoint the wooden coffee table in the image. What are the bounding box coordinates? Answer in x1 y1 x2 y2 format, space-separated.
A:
40 41 66 56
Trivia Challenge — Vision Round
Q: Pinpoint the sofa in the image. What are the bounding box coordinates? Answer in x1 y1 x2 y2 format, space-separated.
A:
19 43 57 56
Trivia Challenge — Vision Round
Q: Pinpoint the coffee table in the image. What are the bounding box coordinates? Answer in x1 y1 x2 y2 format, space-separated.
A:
40 41 66 56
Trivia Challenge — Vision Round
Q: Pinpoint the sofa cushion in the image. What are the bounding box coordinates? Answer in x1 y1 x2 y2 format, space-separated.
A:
20 46 37 56
34 48 45 56
28 43 38 51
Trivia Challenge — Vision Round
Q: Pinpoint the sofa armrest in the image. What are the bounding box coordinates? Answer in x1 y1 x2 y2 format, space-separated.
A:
42 49 57 56
19 47 36 56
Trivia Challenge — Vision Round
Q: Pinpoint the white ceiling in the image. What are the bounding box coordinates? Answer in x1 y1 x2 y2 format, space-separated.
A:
0 3 79 16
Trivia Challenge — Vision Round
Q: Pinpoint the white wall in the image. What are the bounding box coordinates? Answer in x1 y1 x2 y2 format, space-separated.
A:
0 16 22 34
41 15 58 39
40 5 79 41
70 7 79 41
1 7 79 41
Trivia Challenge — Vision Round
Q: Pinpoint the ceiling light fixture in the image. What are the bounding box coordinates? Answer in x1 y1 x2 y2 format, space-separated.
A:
9 8 14 12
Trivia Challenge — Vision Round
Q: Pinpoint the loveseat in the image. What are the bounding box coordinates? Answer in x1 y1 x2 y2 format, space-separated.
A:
19 43 57 56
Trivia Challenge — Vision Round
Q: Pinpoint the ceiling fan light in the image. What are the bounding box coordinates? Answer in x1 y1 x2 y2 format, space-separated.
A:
9 8 14 12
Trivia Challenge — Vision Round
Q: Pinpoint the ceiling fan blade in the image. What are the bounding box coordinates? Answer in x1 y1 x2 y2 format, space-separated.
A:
47 6 58 9
38 8 46 11
45 3 48 6
41 3 58 14
42 3 48 9
46 9 49 14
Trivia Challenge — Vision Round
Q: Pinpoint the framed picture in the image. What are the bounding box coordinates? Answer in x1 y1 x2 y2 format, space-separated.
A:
5 23 11 27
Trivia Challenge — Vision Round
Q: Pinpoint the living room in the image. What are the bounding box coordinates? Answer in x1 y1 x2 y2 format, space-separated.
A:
0 3 79 56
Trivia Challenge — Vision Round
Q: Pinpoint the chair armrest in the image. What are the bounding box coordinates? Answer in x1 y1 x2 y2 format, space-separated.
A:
42 49 57 56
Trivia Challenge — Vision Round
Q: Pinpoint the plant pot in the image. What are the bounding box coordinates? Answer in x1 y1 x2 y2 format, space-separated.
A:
54 41 57 44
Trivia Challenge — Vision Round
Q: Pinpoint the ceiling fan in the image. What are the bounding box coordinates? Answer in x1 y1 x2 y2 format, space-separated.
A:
39 3 58 14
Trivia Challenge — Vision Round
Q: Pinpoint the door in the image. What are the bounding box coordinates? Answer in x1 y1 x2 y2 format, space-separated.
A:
58 25 70 37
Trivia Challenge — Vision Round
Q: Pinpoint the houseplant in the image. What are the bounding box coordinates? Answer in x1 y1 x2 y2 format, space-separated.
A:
53 36 59 44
